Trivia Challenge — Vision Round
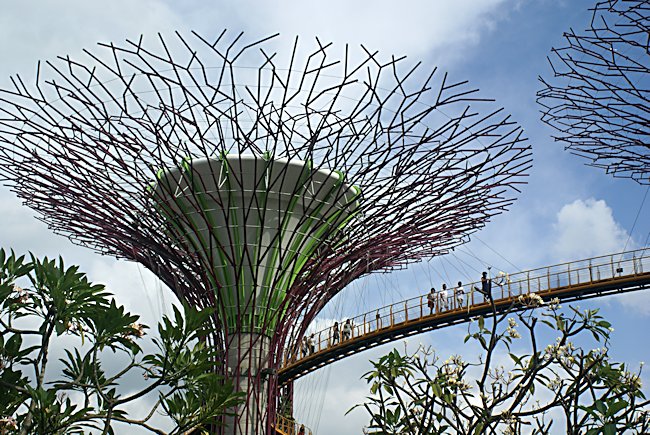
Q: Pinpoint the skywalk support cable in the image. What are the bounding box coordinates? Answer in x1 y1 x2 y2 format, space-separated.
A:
449 252 476 282
622 184 650 255
473 235 522 271
456 246 500 275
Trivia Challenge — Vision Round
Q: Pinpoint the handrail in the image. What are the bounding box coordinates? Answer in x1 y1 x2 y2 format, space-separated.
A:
275 414 313 435
282 247 650 368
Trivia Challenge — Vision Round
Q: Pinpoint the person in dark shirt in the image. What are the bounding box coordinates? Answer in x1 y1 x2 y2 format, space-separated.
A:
307 334 316 354
331 322 340 345
480 271 492 300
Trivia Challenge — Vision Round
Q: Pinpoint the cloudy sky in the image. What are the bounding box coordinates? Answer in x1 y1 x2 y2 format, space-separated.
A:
1 1 649 433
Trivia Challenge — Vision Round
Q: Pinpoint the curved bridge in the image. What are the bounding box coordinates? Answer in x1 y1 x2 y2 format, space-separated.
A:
279 248 650 384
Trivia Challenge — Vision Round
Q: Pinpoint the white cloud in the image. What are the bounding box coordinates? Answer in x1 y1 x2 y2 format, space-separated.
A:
180 0 514 65
87 259 178 326
0 0 519 89
551 198 650 316
552 199 630 261
609 291 650 316
0 0 182 82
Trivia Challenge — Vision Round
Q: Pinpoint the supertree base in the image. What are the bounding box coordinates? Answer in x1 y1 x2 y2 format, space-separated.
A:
224 333 272 435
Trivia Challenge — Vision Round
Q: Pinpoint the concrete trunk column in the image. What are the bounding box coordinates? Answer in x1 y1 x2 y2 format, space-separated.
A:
224 333 271 435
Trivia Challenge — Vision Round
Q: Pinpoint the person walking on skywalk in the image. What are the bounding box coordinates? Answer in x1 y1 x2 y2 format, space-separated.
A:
342 319 353 341
427 287 436 314
331 321 340 346
475 271 492 301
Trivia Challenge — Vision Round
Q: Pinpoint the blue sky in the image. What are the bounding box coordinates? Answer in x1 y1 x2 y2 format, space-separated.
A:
1 1 649 433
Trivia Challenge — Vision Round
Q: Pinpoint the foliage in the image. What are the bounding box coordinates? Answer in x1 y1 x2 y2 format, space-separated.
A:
0 249 243 434
353 294 650 434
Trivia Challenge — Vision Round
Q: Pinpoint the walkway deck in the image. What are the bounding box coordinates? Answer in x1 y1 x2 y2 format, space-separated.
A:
279 248 650 384
274 414 313 435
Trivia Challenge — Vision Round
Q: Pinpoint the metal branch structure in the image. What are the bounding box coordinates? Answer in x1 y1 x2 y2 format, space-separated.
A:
538 0 650 184
0 31 531 434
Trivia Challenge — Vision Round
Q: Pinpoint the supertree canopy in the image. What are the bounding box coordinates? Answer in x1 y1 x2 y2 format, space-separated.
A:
0 31 531 434
538 0 650 184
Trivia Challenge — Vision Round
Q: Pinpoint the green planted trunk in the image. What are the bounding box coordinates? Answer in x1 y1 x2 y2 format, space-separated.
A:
153 154 359 336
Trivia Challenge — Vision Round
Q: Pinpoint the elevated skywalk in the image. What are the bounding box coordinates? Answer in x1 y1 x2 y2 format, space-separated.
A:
274 414 313 435
279 248 650 384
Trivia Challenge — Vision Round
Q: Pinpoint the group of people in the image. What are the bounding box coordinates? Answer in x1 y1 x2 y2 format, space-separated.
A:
329 318 353 346
426 281 464 314
426 272 493 314
297 273 495 359
299 319 354 358
301 334 316 357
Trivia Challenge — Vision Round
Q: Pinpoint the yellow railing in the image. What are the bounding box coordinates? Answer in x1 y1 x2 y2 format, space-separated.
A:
283 247 650 367
275 414 313 435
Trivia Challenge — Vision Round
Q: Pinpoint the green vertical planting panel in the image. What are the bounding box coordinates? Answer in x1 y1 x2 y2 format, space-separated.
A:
152 154 360 336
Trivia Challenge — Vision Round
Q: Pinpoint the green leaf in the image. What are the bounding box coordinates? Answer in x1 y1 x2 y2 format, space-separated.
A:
606 400 628 417
556 316 564 331
603 423 616 435
509 353 522 366
0 284 12 303
55 321 67 336
540 319 556 329
5 334 22 357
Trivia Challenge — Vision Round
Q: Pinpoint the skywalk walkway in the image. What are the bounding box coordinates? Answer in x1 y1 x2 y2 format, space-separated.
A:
279 248 650 384
274 414 312 435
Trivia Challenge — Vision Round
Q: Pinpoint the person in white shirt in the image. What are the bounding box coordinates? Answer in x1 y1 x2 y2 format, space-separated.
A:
455 281 465 307
301 337 309 357
440 283 449 310
342 319 353 341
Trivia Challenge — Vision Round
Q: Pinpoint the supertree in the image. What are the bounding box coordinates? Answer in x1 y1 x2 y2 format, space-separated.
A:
537 0 650 184
0 31 532 434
